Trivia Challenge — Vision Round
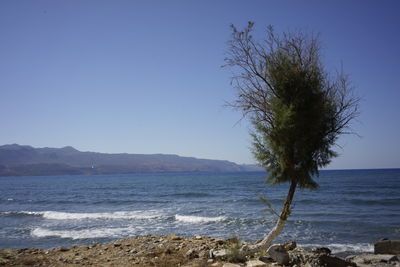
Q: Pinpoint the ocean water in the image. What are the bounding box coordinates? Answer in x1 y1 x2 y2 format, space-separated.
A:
0 170 399 254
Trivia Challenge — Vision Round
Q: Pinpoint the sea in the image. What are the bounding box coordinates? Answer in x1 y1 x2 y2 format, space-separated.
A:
0 169 399 255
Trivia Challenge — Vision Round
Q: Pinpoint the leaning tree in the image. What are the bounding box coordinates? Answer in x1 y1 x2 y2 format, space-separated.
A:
225 22 359 253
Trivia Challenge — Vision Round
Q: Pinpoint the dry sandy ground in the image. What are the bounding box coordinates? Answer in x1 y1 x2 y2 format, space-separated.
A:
0 235 242 267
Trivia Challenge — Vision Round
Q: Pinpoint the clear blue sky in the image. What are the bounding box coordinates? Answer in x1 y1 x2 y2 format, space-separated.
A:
1 0 399 169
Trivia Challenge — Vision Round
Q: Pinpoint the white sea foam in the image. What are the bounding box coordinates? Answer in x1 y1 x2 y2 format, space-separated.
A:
300 243 373 254
42 211 161 220
175 215 226 223
31 227 134 239
3 210 163 220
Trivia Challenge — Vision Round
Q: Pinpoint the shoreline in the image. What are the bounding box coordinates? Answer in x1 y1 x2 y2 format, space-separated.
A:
1 235 396 267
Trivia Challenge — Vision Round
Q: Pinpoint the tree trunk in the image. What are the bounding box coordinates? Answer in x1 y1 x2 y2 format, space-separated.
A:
242 180 297 254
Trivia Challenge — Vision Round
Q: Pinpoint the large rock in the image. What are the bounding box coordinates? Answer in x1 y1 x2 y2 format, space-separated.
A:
375 239 400 255
348 253 399 267
267 244 289 265
289 247 356 267
319 254 357 267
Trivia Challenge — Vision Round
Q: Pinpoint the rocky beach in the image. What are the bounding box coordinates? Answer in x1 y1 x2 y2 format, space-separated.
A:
0 235 399 267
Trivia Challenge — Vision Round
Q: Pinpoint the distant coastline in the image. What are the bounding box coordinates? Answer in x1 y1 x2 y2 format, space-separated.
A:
0 144 263 177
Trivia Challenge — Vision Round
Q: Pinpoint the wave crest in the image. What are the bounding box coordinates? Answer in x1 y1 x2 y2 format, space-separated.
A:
300 243 373 254
175 215 225 223
1 210 163 220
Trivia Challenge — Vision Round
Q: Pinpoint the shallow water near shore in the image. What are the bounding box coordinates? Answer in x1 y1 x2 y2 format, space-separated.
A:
1 169 399 254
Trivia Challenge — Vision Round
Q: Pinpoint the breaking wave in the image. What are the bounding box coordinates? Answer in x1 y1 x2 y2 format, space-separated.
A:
300 243 373 254
175 215 226 223
1 211 164 220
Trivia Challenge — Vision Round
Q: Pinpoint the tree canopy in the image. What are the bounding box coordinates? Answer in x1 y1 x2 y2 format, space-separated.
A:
225 22 359 190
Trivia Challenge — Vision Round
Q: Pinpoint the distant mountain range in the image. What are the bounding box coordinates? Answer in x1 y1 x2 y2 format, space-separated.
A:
0 144 263 176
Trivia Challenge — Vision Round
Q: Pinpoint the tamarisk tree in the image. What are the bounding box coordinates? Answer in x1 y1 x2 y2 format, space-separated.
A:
225 22 359 252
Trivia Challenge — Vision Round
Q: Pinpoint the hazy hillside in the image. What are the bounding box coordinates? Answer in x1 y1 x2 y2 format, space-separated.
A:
0 144 262 176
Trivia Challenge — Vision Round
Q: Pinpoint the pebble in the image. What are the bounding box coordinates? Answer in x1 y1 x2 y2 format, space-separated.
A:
222 263 241 267
246 259 269 266
170 234 182 240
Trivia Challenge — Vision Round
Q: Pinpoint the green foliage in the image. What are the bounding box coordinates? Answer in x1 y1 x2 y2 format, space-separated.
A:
225 238 247 263
252 53 337 189
226 23 359 190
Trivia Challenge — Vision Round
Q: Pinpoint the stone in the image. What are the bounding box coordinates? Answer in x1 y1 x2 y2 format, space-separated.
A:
185 249 198 259
212 249 228 259
74 256 83 262
169 234 182 241
200 245 209 250
198 250 208 258
288 248 352 267
209 249 214 258
195 235 203 240
312 247 331 255
319 254 357 267
259 256 274 263
0 257 10 265
246 259 269 266
349 253 398 267
222 263 241 267
267 244 289 265
58 247 70 252
283 241 297 251
375 239 400 255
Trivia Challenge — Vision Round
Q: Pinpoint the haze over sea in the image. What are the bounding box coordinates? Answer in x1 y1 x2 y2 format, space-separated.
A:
1 169 399 254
